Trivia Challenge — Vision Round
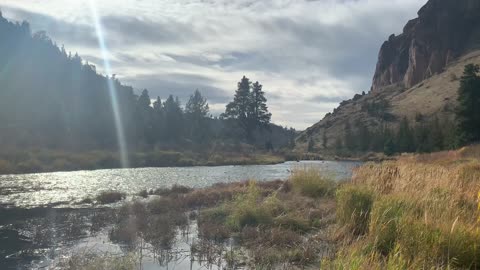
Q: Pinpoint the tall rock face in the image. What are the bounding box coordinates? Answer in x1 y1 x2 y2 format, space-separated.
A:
372 0 480 92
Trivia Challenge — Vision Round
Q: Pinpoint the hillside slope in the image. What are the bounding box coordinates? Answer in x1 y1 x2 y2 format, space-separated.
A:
296 0 480 153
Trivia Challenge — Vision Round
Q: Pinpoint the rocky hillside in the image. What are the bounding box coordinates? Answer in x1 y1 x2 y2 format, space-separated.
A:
296 0 480 152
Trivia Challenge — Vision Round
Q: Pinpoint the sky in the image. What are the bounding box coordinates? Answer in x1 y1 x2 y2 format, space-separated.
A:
1 0 425 129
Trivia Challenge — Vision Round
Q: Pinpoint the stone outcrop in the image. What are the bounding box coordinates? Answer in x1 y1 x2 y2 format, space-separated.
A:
371 0 480 92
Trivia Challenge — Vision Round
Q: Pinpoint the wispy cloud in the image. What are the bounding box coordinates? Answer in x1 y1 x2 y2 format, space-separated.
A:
0 0 425 129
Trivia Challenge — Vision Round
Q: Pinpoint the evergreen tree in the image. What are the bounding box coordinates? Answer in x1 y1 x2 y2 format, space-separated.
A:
334 137 344 155
308 138 315 152
249 81 272 130
383 128 395 156
289 128 296 148
442 118 457 150
455 64 480 146
344 121 356 151
164 95 184 142
223 76 252 140
135 89 155 145
222 77 271 143
322 131 328 149
152 96 164 141
430 116 444 151
396 117 414 153
185 89 210 143
414 122 431 153
356 121 371 151
384 138 395 156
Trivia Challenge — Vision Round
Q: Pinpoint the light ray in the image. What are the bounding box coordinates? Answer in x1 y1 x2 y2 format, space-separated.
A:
88 0 129 168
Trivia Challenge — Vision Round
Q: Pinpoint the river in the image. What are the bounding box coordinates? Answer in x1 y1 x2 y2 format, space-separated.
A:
0 161 361 269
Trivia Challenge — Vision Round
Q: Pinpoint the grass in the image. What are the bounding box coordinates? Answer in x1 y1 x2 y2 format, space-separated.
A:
336 185 374 236
195 170 338 267
102 167 337 268
326 145 480 269
0 148 285 174
95 191 126 204
56 251 138 270
291 168 337 198
99 178 315 268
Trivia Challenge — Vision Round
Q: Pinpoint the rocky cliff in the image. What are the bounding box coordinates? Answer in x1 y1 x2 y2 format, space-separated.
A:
372 0 480 92
296 0 480 153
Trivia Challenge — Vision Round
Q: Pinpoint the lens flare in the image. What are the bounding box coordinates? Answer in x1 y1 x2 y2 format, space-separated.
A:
88 0 129 168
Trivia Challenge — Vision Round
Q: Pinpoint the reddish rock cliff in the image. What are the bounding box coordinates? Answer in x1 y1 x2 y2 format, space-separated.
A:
371 0 480 92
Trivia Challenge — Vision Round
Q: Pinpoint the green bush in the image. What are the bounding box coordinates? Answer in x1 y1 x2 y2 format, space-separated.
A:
336 185 374 236
291 168 336 198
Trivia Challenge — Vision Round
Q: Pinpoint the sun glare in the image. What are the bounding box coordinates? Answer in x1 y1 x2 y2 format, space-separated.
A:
88 0 129 168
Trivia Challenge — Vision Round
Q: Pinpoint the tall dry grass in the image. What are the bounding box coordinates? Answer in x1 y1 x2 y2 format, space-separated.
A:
327 145 480 269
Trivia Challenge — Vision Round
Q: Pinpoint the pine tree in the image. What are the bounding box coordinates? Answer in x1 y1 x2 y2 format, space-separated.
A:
222 77 271 143
185 89 210 143
322 131 328 149
384 138 395 156
455 64 480 146
430 116 444 151
185 89 209 117
414 122 431 153
334 137 344 155
135 89 155 145
356 121 371 151
396 117 414 153
223 76 252 140
249 81 272 129
164 95 184 142
308 138 315 152
344 121 356 151
152 96 164 141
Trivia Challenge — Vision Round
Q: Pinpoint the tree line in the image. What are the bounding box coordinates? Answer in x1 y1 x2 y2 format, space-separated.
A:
318 115 455 156
0 14 295 153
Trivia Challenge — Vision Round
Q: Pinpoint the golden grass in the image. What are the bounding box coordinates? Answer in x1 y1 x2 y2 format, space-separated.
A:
328 145 480 269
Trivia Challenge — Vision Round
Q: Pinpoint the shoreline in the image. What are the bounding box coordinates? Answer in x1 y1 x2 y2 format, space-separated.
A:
0 150 287 175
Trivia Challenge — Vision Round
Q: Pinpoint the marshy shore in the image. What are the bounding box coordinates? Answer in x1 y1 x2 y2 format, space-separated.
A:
4 145 480 269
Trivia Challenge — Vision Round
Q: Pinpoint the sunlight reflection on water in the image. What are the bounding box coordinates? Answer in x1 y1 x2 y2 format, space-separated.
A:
0 161 361 208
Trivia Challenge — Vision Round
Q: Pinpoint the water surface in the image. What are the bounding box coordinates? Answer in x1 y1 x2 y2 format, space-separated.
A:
0 161 361 209
0 161 361 269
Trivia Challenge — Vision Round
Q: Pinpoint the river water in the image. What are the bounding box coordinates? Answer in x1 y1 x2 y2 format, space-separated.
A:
0 161 361 269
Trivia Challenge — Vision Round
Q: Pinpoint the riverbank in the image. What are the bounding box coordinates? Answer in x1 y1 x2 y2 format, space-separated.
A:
286 151 394 163
0 149 285 175
61 145 480 269
325 145 480 269
57 169 338 269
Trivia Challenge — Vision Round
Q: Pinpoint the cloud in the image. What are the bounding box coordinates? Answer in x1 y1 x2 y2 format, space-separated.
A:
100 15 206 46
1 6 97 47
0 0 426 129
124 73 231 104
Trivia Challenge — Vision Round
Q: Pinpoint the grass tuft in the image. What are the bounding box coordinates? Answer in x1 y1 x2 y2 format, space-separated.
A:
290 168 337 198
95 191 126 204
336 185 374 236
